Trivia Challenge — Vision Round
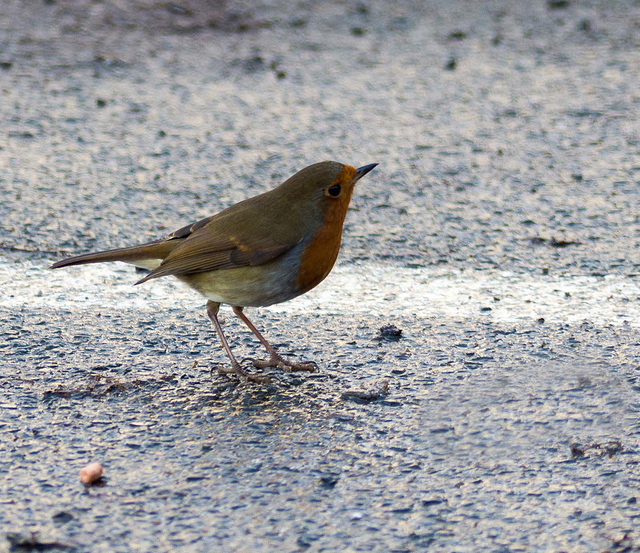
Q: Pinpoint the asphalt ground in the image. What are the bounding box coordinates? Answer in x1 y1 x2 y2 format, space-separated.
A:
1 1 639 551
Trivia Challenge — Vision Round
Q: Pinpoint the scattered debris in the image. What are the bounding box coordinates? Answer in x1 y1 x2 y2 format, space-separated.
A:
80 462 104 484
447 30 467 41
549 237 581 248
376 324 402 342
43 373 178 399
52 512 74 524
570 441 623 459
422 497 446 507
341 379 389 403
602 532 636 553
530 236 581 248
547 0 570 9
319 475 339 489
6 531 74 550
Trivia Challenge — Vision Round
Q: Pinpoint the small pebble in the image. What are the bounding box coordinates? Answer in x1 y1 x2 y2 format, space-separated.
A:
80 462 103 484
341 379 390 402
376 324 402 341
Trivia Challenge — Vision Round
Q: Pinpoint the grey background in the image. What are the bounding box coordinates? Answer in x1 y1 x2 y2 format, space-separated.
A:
1 1 639 551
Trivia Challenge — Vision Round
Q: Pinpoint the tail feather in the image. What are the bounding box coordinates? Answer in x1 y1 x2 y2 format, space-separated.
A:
50 240 176 270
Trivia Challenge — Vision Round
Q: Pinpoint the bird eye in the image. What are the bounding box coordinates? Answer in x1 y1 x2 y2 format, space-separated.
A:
326 184 341 197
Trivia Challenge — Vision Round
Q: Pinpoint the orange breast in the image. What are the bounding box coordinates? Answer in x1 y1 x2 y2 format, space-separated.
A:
296 165 356 294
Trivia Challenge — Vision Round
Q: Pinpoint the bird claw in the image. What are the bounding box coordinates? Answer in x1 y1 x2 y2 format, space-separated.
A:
244 355 317 373
214 362 272 384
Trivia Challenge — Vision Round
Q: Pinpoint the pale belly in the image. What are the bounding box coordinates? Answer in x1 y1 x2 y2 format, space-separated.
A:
177 245 305 307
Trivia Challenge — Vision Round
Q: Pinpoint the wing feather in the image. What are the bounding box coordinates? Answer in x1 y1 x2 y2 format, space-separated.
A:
136 220 301 284
136 186 309 285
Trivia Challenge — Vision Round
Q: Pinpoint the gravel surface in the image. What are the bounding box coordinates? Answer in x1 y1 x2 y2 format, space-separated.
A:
1 1 640 551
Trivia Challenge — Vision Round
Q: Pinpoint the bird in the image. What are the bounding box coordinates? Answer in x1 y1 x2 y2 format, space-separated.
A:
51 161 378 382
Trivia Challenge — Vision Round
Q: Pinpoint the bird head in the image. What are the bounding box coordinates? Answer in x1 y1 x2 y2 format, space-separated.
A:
277 160 378 222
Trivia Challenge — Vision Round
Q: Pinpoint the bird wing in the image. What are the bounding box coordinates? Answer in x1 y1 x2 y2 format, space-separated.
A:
136 211 302 284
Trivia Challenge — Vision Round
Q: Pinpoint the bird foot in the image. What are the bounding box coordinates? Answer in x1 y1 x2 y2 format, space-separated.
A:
215 361 272 384
245 354 317 373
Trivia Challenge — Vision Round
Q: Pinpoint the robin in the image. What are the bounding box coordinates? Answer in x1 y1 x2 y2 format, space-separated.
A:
51 161 378 382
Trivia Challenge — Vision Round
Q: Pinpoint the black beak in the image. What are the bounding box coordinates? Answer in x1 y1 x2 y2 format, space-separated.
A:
354 163 378 181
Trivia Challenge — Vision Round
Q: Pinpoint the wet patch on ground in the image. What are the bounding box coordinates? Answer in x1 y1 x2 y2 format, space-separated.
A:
2 300 640 551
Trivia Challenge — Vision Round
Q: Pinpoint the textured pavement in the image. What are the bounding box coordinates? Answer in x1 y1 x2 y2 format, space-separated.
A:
1 1 640 551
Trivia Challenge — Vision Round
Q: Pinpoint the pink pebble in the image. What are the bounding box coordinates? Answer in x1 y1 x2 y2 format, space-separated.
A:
79 462 103 484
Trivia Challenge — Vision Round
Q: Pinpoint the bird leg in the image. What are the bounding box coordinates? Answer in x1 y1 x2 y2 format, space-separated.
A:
232 306 317 372
206 301 270 383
